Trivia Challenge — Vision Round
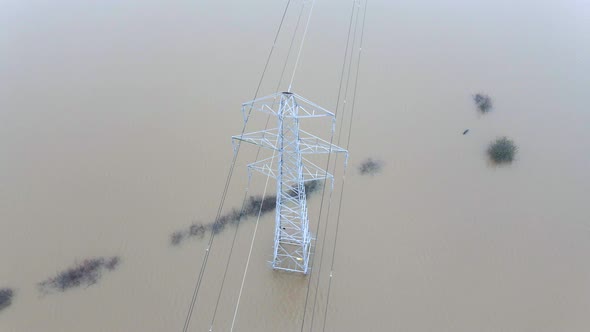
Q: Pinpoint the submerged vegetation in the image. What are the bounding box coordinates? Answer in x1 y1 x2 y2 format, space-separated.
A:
0 288 14 312
487 137 517 164
358 158 383 175
39 257 120 293
473 93 493 113
471 93 518 165
171 180 323 246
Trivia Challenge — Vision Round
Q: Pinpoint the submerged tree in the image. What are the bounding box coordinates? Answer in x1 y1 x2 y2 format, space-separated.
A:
0 288 14 312
358 158 383 175
487 137 517 164
474 93 493 113
170 180 323 245
39 256 121 293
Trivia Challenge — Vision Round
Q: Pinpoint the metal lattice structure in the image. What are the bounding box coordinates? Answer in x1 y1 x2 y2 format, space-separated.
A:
233 92 347 274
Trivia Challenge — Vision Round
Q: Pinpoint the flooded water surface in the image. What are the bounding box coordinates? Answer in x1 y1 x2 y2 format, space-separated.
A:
1 0 589 331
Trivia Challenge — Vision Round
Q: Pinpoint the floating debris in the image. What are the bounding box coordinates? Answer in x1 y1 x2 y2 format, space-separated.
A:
170 180 322 245
473 93 493 113
358 158 383 175
463 129 470 135
0 288 14 312
39 257 121 293
487 136 517 164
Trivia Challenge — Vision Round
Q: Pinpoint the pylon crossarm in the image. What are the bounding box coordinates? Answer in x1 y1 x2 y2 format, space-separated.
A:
300 157 335 182
235 128 346 155
299 130 347 154
232 128 280 151
247 157 279 179
242 92 335 119
247 158 334 183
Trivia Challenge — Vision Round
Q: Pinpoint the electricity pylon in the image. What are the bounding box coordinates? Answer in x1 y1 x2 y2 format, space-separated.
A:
233 92 347 274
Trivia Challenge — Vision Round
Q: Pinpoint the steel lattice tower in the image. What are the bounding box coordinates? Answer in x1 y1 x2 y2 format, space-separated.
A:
233 92 347 274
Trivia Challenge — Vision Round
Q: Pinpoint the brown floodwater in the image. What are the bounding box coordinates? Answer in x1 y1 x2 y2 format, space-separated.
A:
1 0 589 331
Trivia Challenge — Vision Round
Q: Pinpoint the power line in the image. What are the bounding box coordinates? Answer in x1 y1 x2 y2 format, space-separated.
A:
288 0 316 92
321 1 368 331
183 0 364 330
299 1 358 331
308 0 363 329
277 2 307 93
231 0 320 328
208 2 307 330
181 1 292 331
207 184 250 332
230 145 278 331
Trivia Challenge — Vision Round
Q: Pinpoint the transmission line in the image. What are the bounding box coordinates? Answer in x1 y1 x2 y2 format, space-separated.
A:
208 2 307 330
299 1 359 331
180 1 292 331
308 0 364 329
321 1 368 331
230 0 320 328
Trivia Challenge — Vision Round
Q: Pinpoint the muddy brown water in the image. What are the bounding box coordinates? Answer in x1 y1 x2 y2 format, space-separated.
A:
1 0 589 331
